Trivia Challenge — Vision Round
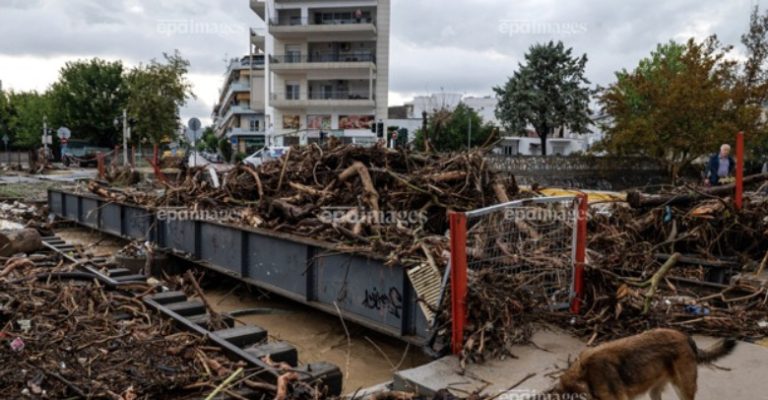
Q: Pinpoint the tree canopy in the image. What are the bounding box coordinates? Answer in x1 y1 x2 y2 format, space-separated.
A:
48 58 126 147
125 51 195 145
5 91 53 148
494 41 592 155
413 103 496 152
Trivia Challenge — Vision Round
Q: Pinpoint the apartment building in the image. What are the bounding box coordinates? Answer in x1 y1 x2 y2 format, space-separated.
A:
212 54 266 154
250 0 390 146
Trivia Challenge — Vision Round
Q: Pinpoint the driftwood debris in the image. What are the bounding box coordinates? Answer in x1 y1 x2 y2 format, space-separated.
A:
0 228 42 257
627 173 768 208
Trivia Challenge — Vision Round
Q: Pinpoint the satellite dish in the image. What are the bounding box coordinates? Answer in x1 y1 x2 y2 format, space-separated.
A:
56 127 71 139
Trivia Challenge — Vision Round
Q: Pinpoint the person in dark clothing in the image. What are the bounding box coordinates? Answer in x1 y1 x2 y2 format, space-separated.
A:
707 144 735 185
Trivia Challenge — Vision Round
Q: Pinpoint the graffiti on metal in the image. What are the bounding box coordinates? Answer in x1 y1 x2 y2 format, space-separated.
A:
362 286 403 319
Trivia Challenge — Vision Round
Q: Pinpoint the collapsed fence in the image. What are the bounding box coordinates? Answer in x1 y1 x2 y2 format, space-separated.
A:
448 195 588 354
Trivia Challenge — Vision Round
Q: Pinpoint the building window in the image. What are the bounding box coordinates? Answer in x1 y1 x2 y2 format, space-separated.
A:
250 119 260 132
286 83 300 100
528 143 541 154
502 141 519 156
552 143 567 155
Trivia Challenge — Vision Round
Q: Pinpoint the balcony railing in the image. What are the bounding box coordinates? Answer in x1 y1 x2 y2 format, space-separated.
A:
271 90 374 101
269 16 375 27
270 53 375 64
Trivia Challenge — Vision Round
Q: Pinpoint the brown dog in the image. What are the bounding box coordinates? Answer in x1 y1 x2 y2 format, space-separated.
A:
548 328 736 400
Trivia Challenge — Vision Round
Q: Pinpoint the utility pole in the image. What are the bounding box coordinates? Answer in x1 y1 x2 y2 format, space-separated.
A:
122 109 129 167
42 116 48 154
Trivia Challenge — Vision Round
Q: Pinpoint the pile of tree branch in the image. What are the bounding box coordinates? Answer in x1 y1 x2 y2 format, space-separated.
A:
87 141 518 267
0 250 326 399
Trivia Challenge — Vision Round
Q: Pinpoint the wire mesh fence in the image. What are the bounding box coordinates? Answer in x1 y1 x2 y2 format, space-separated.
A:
465 196 579 309
449 195 588 354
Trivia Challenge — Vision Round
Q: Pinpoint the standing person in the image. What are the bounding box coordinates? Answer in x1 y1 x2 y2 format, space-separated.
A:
354 8 363 23
708 144 735 185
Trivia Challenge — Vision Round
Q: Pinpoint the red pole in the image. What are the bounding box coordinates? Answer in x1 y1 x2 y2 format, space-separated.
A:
570 193 588 314
449 212 468 355
153 144 159 167
735 131 744 210
96 152 105 180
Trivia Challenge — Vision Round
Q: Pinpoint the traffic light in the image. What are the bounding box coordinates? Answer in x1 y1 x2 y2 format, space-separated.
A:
376 122 384 138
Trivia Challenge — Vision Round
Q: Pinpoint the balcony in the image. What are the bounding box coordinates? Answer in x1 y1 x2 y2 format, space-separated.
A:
219 104 262 126
250 28 265 52
268 16 376 39
219 82 251 105
226 127 265 138
249 0 266 21
270 53 375 73
270 90 375 109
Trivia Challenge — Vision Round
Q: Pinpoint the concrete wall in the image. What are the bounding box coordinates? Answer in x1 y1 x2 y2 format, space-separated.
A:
487 154 668 190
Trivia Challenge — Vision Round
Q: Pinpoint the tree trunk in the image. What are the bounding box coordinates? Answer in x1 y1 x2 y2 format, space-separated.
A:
0 228 42 257
538 129 548 156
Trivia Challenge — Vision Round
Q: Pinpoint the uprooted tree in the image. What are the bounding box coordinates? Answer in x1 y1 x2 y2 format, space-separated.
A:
493 41 592 156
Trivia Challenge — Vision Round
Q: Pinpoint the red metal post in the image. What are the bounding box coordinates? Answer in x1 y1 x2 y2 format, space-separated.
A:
153 144 159 167
735 131 744 210
96 152 105 180
449 212 468 355
570 193 588 314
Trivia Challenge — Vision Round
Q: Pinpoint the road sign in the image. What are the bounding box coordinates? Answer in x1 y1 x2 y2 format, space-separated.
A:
186 118 202 142
56 127 71 139
188 117 201 133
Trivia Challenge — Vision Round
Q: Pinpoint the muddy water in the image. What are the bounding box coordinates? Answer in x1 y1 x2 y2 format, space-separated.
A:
53 227 431 392
205 287 431 392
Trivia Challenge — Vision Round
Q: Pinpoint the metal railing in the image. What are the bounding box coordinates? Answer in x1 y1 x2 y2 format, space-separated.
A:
270 90 373 101
270 53 375 64
269 15 375 27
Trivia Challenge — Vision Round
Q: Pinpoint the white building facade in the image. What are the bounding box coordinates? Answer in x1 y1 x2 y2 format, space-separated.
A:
249 0 390 146
212 54 267 154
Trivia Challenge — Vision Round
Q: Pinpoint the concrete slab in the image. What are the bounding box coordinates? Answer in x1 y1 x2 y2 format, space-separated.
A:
394 329 768 400
394 328 584 395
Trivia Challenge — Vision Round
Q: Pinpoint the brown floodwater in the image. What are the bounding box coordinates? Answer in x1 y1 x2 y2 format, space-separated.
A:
54 227 431 393
204 286 431 393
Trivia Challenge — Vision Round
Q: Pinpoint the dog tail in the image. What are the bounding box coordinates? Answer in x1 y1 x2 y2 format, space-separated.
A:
689 336 737 364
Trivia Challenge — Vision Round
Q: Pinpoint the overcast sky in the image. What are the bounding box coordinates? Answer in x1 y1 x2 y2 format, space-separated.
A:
0 0 763 125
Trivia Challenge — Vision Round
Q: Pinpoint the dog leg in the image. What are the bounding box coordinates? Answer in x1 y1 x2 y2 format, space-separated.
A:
649 383 665 400
671 367 697 400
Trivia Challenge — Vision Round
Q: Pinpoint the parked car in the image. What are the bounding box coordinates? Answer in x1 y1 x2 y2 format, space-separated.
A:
243 146 290 167
61 140 111 167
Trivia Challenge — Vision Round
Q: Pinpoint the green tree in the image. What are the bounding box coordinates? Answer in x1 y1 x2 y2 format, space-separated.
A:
6 91 53 149
413 103 496 152
48 58 126 146
494 41 592 155
125 50 195 145
736 6 768 161
0 89 11 143
597 37 747 179
196 126 218 152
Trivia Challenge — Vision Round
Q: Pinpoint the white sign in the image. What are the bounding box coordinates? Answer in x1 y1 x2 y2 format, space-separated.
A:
56 127 71 139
